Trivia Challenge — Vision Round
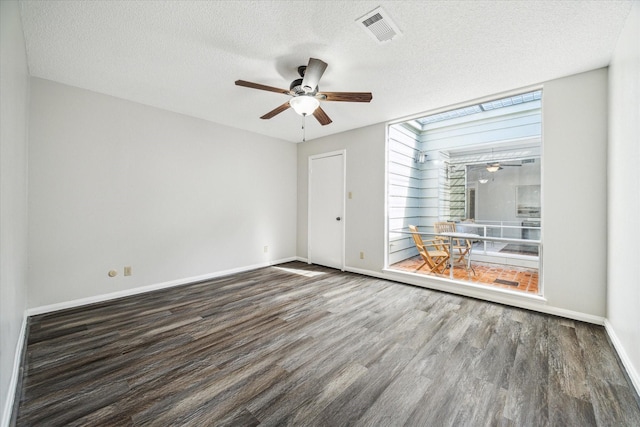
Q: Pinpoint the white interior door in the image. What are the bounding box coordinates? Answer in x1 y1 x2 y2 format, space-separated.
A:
308 151 345 270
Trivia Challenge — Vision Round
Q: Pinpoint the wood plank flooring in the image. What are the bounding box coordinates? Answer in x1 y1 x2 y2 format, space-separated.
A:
13 262 640 426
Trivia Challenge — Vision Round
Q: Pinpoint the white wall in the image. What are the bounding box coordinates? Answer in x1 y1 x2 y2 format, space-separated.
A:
0 1 30 423
297 123 386 272
298 69 609 320
542 68 609 317
28 78 297 308
607 1 640 392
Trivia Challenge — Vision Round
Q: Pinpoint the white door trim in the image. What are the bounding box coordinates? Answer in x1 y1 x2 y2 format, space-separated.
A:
308 150 346 270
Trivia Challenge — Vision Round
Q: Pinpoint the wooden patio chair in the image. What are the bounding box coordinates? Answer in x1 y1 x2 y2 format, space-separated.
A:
408 225 450 274
434 221 472 263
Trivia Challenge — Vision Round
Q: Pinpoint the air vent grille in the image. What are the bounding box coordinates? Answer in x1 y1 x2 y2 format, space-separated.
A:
356 7 402 43
362 13 383 27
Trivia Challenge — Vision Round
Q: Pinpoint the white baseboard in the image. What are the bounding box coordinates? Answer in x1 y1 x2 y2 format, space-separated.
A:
604 319 640 397
1 313 27 427
27 257 298 316
352 267 606 325
290 262 605 325
345 266 388 279
538 306 605 325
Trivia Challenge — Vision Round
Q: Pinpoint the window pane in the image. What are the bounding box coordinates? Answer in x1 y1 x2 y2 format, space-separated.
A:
388 90 542 296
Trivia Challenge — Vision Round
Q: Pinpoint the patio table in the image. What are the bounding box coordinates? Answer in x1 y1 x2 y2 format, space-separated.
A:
439 232 481 279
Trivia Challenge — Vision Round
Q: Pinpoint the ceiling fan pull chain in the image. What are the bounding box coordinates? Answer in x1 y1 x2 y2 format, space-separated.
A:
302 114 306 142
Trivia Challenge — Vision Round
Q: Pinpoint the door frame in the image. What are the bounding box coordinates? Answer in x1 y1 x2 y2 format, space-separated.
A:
308 150 346 270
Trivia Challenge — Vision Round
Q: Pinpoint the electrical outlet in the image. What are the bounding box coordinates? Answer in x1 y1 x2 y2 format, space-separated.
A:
264 246 268 253
360 251 364 259
124 266 132 276
348 191 353 199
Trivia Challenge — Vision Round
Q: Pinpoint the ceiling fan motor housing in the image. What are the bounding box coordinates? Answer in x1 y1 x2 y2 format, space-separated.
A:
290 78 318 96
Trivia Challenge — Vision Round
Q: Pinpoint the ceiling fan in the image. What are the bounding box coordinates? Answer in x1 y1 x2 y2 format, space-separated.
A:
485 149 522 172
235 58 373 126
486 161 522 172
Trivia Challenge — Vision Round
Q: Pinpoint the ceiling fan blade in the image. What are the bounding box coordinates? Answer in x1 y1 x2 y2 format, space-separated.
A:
312 106 333 126
319 91 373 102
260 101 291 120
235 80 291 95
301 58 328 93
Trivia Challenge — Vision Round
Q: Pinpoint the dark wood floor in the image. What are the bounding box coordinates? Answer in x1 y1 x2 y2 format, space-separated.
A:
13 262 640 426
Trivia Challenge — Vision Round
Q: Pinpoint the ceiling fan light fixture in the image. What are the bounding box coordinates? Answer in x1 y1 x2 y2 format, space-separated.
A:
289 96 320 116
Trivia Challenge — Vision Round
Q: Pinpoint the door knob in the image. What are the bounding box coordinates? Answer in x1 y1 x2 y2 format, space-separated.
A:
336 217 341 221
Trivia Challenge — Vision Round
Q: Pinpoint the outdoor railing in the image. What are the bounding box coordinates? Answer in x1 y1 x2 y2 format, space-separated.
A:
390 228 542 295
452 221 540 254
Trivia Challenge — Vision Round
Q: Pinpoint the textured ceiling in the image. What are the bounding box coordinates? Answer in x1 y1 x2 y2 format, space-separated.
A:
19 0 633 142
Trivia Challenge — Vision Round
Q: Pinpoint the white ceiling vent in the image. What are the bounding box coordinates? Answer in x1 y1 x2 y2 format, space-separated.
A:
356 7 402 44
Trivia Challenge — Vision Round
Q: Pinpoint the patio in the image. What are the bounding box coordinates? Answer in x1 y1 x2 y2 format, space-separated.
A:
390 254 539 294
